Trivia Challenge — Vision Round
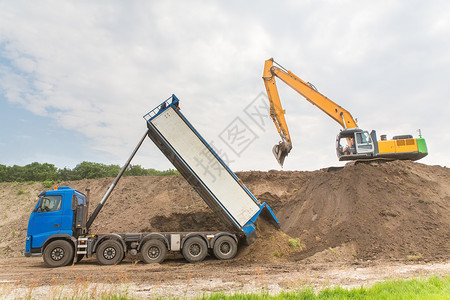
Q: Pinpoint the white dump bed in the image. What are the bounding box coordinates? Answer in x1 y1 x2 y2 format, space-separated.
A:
149 107 260 228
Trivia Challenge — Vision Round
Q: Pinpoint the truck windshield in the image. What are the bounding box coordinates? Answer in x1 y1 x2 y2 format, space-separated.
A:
38 195 62 213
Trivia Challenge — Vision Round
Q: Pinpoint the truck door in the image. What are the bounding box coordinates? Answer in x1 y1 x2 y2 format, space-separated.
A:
355 131 374 155
28 194 63 248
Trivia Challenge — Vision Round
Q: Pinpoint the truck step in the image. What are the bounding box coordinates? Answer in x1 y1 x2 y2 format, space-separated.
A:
77 237 89 254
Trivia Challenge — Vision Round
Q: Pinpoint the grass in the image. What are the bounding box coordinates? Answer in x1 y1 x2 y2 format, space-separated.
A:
273 250 283 258
1 276 448 299
0 280 133 300
199 276 450 300
288 238 305 250
407 253 423 261
43 180 55 188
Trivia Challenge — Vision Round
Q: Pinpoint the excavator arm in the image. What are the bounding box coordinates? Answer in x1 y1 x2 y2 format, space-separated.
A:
262 58 358 166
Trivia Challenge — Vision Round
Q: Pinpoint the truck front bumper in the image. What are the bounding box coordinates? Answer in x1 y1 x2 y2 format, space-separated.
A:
25 235 31 256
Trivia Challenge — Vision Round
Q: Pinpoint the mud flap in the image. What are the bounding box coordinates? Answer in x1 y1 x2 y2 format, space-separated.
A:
242 229 257 246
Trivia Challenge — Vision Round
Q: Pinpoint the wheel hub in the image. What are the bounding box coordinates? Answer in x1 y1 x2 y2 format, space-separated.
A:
219 242 231 254
189 243 201 256
50 247 64 261
148 246 160 259
103 247 116 260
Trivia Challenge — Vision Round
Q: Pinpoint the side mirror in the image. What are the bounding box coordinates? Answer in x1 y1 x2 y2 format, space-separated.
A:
71 195 77 211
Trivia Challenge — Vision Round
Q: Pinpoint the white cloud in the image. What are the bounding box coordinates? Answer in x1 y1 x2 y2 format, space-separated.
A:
0 0 449 170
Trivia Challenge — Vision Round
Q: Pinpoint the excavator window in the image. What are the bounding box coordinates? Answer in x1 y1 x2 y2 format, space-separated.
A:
356 132 369 144
337 131 374 158
355 132 374 153
336 136 355 155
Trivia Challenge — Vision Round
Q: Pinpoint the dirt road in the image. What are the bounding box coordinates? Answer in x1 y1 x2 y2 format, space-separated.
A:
1 257 449 299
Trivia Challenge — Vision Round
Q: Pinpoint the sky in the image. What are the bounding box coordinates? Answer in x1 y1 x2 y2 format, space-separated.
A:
0 0 449 172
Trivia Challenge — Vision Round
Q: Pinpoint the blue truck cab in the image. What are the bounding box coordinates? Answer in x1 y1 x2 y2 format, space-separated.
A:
25 187 86 258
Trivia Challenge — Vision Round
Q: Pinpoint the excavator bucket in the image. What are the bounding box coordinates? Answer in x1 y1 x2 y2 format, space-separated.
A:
272 141 292 167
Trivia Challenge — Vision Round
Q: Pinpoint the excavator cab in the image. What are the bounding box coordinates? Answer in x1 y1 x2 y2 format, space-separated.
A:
336 128 375 161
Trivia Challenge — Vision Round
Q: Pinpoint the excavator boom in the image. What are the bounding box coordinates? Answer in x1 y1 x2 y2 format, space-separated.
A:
263 58 357 166
262 58 427 166
262 60 292 166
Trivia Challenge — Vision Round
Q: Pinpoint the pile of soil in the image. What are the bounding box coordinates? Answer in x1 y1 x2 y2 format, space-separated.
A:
0 161 448 262
275 161 450 261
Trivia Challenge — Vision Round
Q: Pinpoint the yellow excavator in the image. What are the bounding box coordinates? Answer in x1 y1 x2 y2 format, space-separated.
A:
262 58 428 167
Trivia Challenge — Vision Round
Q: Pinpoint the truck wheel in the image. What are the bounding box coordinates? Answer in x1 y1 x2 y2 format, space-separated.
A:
182 236 208 263
43 240 74 268
213 236 237 260
96 240 124 265
140 240 167 264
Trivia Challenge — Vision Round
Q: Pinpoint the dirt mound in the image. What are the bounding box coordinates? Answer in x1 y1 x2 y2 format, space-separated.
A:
276 161 450 261
0 161 448 262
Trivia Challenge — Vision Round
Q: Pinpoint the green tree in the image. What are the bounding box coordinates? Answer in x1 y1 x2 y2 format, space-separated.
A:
0 164 7 181
105 164 121 178
124 165 148 176
57 167 73 181
71 161 121 180
0 161 178 182
22 162 58 181
7 165 22 181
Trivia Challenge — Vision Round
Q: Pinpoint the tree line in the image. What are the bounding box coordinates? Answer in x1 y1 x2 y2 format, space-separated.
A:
0 162 178 182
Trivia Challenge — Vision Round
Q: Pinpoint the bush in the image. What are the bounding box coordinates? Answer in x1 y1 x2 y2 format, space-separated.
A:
0 162 178 182
0 162 58 182
71 162 121 180
43 181 54 188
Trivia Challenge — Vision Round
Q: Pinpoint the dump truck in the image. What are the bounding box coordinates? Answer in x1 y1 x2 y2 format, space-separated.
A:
25 95 279 267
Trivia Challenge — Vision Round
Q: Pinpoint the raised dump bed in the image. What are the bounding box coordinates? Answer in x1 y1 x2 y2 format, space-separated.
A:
144 95 279 244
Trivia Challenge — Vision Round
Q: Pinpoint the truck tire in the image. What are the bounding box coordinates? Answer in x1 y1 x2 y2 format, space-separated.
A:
140 240 167 264
43 240 74 268
213 236 237 260
182 236 208 263
96 239 124 265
